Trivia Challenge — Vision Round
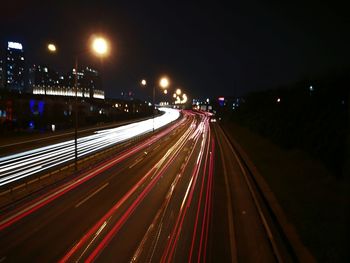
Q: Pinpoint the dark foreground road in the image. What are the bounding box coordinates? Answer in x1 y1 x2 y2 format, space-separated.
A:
0 111 297 262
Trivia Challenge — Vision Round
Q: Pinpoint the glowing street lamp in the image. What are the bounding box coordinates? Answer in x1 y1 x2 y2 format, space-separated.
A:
159 77 169 89
141 76 171 132
48 36 110 172
91 37 109 56
47 43 57 52
182 93 188 104
176 88 182 96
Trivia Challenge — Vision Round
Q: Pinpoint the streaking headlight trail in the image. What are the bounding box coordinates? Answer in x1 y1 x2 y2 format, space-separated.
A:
0 108 180 186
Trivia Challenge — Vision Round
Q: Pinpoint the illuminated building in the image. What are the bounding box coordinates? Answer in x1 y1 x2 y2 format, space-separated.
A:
31 65 105 99
4 41 26 93
29 65 61 94
68 66 104 99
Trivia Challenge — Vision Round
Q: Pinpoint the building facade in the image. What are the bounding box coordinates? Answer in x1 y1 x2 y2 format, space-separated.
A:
4 41 26 93
28 65 61 94
31 65 105 99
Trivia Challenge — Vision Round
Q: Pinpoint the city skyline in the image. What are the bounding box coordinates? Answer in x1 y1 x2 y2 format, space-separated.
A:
0 40 105 99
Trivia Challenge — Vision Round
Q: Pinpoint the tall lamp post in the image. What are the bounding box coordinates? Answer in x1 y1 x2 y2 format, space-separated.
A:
47 36 109 172
141 76 169 132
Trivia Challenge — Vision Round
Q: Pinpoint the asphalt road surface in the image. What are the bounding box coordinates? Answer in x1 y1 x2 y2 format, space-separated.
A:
0 111 294 262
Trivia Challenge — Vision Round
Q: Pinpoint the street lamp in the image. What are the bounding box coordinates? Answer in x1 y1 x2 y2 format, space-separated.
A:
181 93 188 104
92 37 109 56
47 43 57 52
48 36 110 172
141 76 170 132
159 77 169 89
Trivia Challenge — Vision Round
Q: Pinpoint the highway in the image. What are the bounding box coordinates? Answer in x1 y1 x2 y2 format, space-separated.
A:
0 110 218 262
0 110 296 262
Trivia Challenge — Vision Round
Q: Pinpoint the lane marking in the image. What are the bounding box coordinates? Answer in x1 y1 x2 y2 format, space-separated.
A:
75 183 109 208
153 144 160 151
129 157 144 169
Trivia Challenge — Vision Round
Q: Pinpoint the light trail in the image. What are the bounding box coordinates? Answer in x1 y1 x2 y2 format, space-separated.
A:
0 108 180 187
0 115 187 231
60 115 197 262
161 114 211 263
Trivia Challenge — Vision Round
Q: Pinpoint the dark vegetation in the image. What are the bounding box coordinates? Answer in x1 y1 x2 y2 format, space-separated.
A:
231 70 349 178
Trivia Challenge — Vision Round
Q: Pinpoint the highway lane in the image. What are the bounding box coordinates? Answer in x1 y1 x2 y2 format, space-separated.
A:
91 112 214 263
213 123 294 263
0 108 179 187
0 110 198 262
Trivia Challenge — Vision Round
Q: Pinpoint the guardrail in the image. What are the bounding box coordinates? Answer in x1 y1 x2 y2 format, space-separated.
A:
219 124 315 263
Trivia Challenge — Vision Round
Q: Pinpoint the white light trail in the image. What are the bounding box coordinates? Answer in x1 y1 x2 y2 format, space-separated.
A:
0 108 180 186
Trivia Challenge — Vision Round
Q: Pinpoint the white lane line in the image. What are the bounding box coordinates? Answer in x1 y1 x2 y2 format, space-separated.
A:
153 144 160 151
75 183 109 208
129 157 144 169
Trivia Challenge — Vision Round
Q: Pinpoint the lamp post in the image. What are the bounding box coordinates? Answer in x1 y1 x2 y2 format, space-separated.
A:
73 58 78 171
141 76 169 132
47 36 109 172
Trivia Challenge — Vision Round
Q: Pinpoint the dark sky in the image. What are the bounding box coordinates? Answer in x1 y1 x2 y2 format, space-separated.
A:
1 0 349 100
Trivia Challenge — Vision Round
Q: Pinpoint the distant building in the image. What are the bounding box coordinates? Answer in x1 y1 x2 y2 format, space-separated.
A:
4 41 26 93
28 65 61 94
31 65 105 99
67 66 104 99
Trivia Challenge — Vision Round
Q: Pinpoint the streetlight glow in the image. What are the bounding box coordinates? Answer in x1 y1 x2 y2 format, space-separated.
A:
92 37 109 56
48 43 56 52
164 89 168 94
159 77 169 89
141 79 147 86
173 93 177 98
176 88 182 95
47 37 111 172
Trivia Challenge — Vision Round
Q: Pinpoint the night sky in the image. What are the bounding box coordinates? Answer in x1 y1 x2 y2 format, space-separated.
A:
1 0 349 100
